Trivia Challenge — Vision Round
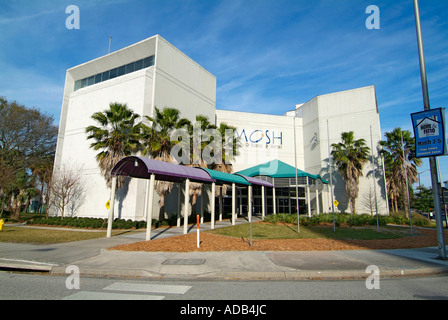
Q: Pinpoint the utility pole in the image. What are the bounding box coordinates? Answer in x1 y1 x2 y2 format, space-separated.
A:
413 0 446 259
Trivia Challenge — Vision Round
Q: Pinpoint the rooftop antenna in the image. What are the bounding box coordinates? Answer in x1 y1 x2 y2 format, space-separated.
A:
108 35 112 54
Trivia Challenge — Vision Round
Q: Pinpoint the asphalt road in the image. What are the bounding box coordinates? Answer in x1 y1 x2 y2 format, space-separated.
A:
1 272 447 301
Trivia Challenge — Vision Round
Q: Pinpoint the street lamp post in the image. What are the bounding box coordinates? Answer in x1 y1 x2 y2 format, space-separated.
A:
413 0 446 259
418 169 430 188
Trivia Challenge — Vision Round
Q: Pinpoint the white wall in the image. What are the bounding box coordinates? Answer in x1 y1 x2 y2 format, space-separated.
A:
53 35 217 220
55 70 153 219
153 37 216 122
217 86 388 215
300 86 388 214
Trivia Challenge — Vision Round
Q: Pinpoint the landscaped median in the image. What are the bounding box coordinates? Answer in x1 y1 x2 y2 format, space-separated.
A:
2 212 445 250
110 220 448 253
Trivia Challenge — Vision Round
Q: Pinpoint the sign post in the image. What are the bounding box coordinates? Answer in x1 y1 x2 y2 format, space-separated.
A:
412 0 446 259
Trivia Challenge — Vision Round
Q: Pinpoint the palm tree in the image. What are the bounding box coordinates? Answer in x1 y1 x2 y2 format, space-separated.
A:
31 155 54 216
211 122 241 173
331 131 370 214
140 107 190 220
6 170 38 221
86 102 142 189
189 115 217 167
186 115 217 215
382 153 399 213
141 107 191 161
379 128 421 215
211 122 242 204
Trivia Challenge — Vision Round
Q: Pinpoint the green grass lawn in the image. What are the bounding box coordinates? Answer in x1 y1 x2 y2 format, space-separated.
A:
0 226 132 244
207 222 405 240
0 222 407 245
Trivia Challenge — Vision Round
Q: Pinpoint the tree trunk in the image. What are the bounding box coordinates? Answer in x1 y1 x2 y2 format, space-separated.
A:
351 198 356 215
11 197 21 221
12 206 21 222
159 194 165 221
191 194 198 216
394 197 398 213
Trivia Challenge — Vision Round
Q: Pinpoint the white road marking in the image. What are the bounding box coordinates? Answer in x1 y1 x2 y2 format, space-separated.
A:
63 291 164 300
104 282 191 294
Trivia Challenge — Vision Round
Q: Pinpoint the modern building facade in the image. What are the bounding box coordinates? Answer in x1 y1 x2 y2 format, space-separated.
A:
217 85 388 216
53 35 388 221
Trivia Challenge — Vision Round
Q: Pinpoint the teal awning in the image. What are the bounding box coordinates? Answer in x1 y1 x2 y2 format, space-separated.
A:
198 168 250 186
236 159 328 184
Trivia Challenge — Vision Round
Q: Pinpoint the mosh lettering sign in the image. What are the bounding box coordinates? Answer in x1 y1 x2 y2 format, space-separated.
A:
411 108 447 157
236 129 283 147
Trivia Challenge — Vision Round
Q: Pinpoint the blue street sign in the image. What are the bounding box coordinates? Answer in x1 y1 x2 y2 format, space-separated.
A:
411 108 447 158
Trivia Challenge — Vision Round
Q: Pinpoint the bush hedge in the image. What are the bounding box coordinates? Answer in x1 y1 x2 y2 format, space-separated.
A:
25 210 229 230
25 211 432 230
264 212 431 227
27 216 151 230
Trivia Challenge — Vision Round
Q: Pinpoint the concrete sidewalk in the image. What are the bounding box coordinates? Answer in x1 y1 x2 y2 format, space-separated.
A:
1 218 448 280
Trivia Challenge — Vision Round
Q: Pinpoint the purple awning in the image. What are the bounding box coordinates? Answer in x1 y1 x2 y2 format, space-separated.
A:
111 156 215 183
235 174 274 187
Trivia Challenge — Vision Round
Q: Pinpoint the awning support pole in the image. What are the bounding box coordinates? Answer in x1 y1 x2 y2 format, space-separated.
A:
183 178 190 234
106 176 117 238
232 183 236 225
211 182 216 229
145 174 155 241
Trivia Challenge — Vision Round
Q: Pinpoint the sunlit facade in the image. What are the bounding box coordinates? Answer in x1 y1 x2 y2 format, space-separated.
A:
53 35 388 220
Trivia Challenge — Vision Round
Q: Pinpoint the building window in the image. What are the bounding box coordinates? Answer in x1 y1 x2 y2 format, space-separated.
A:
134 59 143 70
117 65 125 77
73 55 155 91
109 68 117 79
125 62 135 73
102 70 110 81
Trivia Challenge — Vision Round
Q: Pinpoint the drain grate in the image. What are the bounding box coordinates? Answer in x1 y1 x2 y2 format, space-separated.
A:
162 259 205 265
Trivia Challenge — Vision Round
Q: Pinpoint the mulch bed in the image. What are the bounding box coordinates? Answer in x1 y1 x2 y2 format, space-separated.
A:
109 227 448 253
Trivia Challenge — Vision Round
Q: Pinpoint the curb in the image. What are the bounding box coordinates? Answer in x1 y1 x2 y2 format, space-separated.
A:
47 264 448 281
0 260 57 272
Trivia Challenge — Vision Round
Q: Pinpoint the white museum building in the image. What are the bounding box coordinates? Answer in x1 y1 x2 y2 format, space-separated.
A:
53 35 389 222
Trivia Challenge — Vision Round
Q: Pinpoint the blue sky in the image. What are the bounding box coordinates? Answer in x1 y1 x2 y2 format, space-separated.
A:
1 0 447 187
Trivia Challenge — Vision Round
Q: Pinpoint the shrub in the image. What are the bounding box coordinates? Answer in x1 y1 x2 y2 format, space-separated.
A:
411 212 431 227
347 214 369 226
265 213 390 227
27 216 147 230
